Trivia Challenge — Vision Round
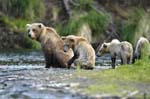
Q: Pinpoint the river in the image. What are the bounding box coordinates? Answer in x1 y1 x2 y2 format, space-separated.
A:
0 50 122 99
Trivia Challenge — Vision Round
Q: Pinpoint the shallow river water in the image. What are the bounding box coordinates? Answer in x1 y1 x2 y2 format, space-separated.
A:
0 50 140 99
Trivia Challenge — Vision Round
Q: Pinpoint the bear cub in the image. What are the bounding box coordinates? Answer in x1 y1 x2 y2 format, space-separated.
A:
97 39 133 69
62 35 95 69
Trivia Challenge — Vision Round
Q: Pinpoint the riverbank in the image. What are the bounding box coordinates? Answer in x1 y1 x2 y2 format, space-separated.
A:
76 60 150 98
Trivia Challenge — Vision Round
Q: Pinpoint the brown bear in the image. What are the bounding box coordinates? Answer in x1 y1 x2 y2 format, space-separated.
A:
26 23 74 68
62 35 95 69
133 37 150 63
97 39 133 69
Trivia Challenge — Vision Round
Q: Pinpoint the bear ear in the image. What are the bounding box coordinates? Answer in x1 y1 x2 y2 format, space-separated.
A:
38 23 44 28
61 36 66 40
38 24 42 28
69 38 75 43
26 24 31 28
103 44 107 48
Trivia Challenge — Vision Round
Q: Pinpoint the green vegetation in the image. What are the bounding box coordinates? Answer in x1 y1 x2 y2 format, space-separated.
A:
12 19 29 31
119 8 145 44
23 36 41 49
0 15 15 29
78 0 93 10
0 15 40 49
134 13 150 44
74 59 150 96
56 0 109 36
0 0 45 49
57 9 109 36
57 19 83 36
0 0 45 30
0 0 45 20
0 0 150 50
0 15 29 31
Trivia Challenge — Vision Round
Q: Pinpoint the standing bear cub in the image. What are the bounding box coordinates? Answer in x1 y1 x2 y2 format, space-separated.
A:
97 39 133 69
62 35 95 69
26 23 74 68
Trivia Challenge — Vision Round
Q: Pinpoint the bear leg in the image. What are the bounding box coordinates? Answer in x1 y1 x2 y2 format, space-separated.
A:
127 56 131 64
111 57 116 69
121 57 123 65
132 55 136 64
68 53 79 66
45 59 52 68
44 53 53 68
122 55 127 64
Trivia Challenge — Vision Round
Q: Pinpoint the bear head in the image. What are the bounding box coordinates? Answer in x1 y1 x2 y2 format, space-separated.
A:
62 35 77 52
62 35 88 53
97 42 108 56
26 23 46 41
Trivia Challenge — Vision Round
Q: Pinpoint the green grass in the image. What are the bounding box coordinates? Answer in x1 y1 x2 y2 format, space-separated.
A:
57 19 83 36
0 15 40 49
0 15 16 30
74 60 150 96
120 7 145 44
86 84 119 95
0 15 29 31
22 35 41 49
78 0 93 10
0 0 45 20
12 18 29 31
57 9 109 36
82 10 109 36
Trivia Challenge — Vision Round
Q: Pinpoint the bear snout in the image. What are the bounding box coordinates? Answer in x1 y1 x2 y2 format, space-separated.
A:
28 33 36 39
64 45 69 52
28 34 31 38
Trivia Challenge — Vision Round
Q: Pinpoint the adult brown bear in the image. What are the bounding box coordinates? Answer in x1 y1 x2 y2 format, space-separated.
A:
26 23 74 68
